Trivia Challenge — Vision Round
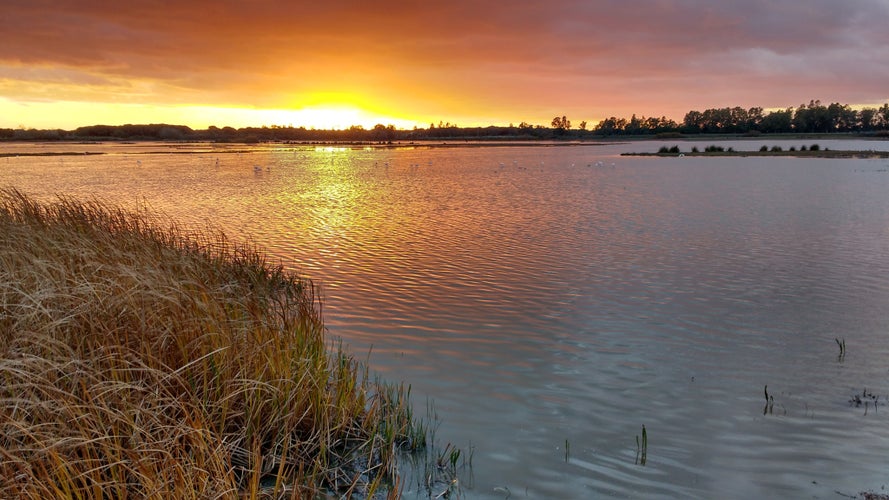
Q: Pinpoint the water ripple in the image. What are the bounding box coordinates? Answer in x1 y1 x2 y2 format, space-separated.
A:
5 142 889 498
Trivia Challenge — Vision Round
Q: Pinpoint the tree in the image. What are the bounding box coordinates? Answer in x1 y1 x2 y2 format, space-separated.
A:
793 100 830 133
579 121 587 131
372 123 396 142
551 115 571 131
857 108 877 131
594 116 628 135
728 106 749 133
826 102 856 132
746 107 764 130
682 110 705 133
759 108 793 134
878 104 889 129
625 114 643 135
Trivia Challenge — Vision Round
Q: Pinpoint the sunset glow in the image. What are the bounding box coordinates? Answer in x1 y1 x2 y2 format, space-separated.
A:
2 1 888 130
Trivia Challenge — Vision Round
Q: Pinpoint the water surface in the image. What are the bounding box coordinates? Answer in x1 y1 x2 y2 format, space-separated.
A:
3 139 889 498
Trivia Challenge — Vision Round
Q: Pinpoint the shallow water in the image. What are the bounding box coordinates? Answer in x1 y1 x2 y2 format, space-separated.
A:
3 139 889 498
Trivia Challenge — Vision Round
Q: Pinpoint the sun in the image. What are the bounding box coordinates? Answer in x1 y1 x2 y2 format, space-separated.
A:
264 105 417 130
272 91 418 130
172 103 417 131
270 106 364 130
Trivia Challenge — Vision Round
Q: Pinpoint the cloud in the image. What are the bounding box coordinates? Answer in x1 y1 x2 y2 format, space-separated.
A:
1 0 887 125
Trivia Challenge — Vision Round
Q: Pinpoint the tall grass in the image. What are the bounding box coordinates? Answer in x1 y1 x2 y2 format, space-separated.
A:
0 188 425 498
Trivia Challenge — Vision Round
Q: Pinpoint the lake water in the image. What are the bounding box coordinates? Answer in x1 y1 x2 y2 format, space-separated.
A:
3 139 889 498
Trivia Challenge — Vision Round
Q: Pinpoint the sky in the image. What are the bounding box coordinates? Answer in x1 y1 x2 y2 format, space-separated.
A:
2 0 888 130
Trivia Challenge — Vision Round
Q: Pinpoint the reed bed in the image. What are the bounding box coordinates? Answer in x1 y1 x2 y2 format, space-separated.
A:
0 188 424 499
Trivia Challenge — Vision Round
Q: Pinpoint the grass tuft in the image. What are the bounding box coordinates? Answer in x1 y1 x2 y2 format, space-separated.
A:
635 425 647 466
0 188 427 498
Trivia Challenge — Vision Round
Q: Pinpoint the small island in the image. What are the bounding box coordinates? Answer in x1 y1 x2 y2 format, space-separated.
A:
623 143 889 159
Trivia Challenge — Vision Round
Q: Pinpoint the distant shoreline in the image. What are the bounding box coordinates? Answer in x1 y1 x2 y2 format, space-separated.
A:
0 141 622 157
1 128 888 147
3 134 889 158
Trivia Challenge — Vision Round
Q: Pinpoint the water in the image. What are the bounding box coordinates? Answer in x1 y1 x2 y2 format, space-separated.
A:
3 139 889 498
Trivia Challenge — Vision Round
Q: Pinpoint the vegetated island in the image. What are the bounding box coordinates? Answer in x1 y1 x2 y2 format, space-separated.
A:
623 143 889 158
0 189 458 498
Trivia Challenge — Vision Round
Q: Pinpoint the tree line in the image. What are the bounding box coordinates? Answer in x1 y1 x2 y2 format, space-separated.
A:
2 100 888 142
0 122 557 142
592 100 889 136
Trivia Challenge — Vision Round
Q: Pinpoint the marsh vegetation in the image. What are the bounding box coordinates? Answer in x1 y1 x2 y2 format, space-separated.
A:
0 189 431 498
634 143 889 158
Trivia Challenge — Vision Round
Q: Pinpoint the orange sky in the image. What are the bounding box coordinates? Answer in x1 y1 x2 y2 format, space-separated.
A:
2 1 888 130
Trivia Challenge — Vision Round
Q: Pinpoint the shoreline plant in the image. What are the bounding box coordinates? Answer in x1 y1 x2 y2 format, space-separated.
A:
0 188 428 498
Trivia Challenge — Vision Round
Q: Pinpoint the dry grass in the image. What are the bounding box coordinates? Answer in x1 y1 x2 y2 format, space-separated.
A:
0 188 424 499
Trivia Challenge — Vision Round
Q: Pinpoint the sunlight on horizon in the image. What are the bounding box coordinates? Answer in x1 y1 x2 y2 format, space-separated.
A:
264 105 418 130
0 97 421 131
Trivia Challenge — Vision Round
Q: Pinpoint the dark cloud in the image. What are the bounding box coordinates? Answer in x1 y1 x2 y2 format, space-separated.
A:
1 0 887 124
